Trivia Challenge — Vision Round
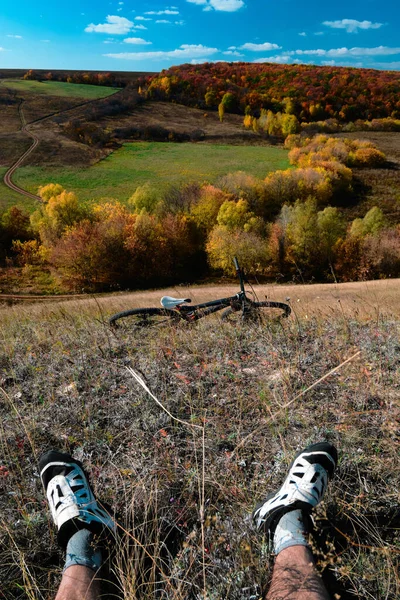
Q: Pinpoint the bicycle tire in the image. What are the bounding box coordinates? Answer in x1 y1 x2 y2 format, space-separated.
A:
221 301 291 323
109 307 181 328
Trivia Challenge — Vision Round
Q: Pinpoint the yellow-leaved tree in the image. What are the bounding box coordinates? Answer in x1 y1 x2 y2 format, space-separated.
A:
31 185 87 245
206 225 269 276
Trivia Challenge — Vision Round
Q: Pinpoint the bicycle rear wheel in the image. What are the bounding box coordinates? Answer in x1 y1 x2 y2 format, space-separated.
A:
221 301 291 323
109 307 180 328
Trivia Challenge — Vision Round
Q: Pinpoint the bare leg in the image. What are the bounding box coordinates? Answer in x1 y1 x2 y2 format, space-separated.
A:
55 565 100 600
253 443 338 600
39 451 116 600
266 545 330 600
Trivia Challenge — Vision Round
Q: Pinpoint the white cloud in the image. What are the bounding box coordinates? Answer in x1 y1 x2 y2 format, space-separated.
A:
240 42 281 51
314 32 324 36
175 20 184 25
291 49 326 56
223 50 243 56
209 0 244 10
299 32 306 37
190 58 228 64
156 19 170 23
134 24 147 30
253 55 301 64
371 61 400 69
290 46 400 57
0 47 5 51
135 16 152 21
85 15 133 34
321 60 336 66
145 9 179 15
124 37 152 44
190 58 214 64
186 0 244 11
323 19 383 33
7 34 23 39
105 43 218 60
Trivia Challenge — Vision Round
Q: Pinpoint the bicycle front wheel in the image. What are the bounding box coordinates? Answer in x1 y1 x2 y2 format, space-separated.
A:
109 307 181 328
221 301 291 324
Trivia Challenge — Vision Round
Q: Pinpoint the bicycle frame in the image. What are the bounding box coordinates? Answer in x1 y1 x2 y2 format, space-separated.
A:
173 259 252 322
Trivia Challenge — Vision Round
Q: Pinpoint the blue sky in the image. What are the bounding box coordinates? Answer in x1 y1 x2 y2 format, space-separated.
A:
1 0 400 72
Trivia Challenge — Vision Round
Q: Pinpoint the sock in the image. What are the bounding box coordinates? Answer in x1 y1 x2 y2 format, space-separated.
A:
273 509 310 555
64 528 103 573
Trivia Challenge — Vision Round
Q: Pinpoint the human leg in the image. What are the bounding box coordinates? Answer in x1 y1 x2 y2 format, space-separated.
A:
266 542 330 600
55 565 100 600
39 450 116 600
253 442 338 600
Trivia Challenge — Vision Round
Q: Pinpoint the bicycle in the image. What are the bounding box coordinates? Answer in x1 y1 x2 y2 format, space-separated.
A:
109 257 291 328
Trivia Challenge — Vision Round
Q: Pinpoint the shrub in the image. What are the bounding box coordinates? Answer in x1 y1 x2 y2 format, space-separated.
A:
51 204 136 290
334 236 370 281
289 135 386 170
190 185 232 235
350 206 386 238
31 189 87 244
160 182 201 215
364 228 400 277
351 147 386 167
206 225 269 275
263 167 332 207
129 183 161 214
11 240 47 266
217 199 254 231
1 206 33 249
38 183 65 202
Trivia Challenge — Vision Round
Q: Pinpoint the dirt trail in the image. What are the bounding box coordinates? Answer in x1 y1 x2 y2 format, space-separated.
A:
1 278 399 320
1 84 123 201
0 293 87 302
3 100 41 200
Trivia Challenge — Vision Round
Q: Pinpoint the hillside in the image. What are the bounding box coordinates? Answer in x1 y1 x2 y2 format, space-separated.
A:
0 281 399 599
1 69 400 295
144 62 400 121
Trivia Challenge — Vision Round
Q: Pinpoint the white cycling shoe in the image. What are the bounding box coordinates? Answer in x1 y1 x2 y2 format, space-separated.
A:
253 442 338 534
40 450 116 548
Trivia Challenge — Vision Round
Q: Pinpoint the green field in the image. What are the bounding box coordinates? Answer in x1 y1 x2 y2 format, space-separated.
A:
0 168 38 212
10 142 290 206
2 79 120 99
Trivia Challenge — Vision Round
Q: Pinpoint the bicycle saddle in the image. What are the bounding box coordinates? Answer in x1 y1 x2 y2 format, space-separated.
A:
160 296 191 309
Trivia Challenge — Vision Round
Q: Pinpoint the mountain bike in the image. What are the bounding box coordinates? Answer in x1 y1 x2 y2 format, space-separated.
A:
109 257 291 328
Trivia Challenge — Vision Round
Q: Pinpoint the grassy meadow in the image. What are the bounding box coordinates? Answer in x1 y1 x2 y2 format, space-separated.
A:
0 168 34 211
0 282 399 599
2 79 120 99
11 142 290 206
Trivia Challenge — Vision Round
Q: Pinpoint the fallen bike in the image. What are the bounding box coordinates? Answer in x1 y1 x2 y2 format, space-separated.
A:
109 257 291 328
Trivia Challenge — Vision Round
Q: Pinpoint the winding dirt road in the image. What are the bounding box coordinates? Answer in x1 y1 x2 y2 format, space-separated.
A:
2 86 124 202
3 100 41 201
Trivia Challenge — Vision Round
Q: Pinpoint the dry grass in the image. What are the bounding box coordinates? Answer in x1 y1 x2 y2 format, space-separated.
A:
1 280 399 599
336 132 400 224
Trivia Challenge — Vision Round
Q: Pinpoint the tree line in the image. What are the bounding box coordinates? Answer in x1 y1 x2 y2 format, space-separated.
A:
1 135 399 292
142 62 400 123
